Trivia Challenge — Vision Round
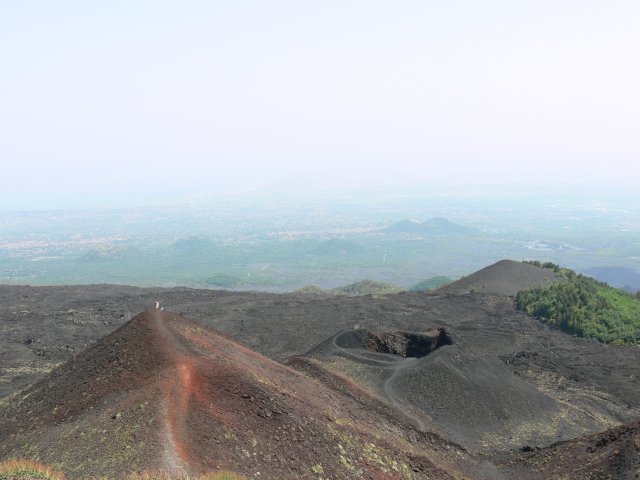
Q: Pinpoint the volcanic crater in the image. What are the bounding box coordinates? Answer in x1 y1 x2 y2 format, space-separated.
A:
363 328 453 358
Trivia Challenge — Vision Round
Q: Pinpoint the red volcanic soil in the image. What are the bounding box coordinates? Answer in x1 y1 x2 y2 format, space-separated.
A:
0 310 480 480
435 259 566 296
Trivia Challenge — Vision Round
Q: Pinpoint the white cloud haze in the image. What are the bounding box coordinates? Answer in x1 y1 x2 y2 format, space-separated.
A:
1 1 638 209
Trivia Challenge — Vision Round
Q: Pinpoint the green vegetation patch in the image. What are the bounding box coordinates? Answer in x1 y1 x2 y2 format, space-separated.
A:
332 279 403 296
79 246 143 262
314 238 366 256
293 285 333 295
517 262 640 345
409 276 452 291
205 273 244 288
295 279 403 296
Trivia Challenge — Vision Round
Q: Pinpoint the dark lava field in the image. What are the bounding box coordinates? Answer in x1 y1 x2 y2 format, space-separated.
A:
1 260 640 478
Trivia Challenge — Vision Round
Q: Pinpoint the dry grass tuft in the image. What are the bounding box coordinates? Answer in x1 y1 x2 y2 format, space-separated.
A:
0 461 245 480
198 472 246 480
0 458 68 480
100 470 246 480
124 471 245 480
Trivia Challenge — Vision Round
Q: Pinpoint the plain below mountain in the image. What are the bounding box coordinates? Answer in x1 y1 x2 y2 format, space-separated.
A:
384 217 479 235
583 266 640 293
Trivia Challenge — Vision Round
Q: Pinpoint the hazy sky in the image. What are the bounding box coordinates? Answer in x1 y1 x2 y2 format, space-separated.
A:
1 1 639 210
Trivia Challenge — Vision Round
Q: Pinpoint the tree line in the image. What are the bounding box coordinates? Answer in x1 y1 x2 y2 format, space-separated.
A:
517 261 640 345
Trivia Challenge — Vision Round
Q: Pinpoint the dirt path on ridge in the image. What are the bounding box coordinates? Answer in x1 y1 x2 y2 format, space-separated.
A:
151 310 199 475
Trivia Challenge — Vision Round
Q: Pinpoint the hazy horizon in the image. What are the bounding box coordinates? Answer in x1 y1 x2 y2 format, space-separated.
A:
2 1 639 211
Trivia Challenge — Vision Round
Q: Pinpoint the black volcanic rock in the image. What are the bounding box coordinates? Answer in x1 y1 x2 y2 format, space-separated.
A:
435 259 567 296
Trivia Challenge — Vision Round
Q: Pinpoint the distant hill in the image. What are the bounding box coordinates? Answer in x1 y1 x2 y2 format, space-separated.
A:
409 276 452 291
422 217 478 234
292 284 334 295
383 219 424 234
79 245 143 262
384 217 478 235
583 266 640 293
294 279 403 296
331 279 403 296
170 235 216 254
435 259 567 296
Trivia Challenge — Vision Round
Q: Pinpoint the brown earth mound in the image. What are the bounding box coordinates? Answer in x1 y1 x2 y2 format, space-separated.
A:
500 420 640 479
435 259 566 296
0 310 478 480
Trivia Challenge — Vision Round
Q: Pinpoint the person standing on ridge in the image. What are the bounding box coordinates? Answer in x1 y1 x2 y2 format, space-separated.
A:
156 301 159 310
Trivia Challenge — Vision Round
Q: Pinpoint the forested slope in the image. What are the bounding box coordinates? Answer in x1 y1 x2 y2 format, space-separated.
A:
517 261 640 345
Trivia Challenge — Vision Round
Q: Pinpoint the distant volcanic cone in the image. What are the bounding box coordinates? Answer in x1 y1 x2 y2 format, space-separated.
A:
434 259 567 296
0 310 472 480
